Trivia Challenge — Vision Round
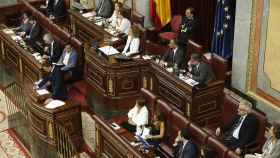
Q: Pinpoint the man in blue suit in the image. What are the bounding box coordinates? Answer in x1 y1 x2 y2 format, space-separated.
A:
173 128 198 158
35 44 78 100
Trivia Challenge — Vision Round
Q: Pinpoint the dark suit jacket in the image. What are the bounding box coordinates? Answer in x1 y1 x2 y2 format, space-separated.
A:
174 140 198 158
48 41 62 63
52 0 66 18
96 0 114 18
28 23 40 40
222 114 259 149
17 22 32 34
190 61 216 84
162 46 186 69
178 17 197 45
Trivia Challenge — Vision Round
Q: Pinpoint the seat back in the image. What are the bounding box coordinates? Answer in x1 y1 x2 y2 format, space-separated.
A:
166 111 190 147
186 39 204 61
189 123 209 146
250 109 267 149
211 54 228 81
171 15 182 33
140 88 157 115
206 136 229 158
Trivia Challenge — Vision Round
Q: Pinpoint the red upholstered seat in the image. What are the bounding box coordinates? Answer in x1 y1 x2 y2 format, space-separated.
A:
68 87 88 108
159 15 182 41
73 80 88 95
207 136 229 158
140 88 157 115
226 150 240 158
189 123 209 145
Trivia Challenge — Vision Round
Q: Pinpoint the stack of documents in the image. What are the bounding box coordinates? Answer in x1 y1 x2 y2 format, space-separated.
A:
183 78 199 86
45 100 65 109
82 12 95 18
98 46 120 56
36 89 50 96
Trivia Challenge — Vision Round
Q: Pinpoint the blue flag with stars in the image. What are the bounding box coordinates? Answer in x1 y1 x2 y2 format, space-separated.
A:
211 0 236 59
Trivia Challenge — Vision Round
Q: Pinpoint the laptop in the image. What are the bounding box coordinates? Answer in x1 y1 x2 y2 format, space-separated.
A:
136 135 152 149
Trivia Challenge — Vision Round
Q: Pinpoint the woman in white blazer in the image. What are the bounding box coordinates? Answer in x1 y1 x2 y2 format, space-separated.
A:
122 26 140 56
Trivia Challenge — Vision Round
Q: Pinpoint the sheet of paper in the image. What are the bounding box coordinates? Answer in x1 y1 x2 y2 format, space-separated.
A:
45 100 65 109
183 78 199 86
98 46 120 56
142 55 152 60
82 12 95 18
36 89 50 96
141 127 151 139
111 122 120 130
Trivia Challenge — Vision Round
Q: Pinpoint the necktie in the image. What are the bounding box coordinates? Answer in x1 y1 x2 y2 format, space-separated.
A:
178 143 185 158
232 116 243 132
173 49 176 63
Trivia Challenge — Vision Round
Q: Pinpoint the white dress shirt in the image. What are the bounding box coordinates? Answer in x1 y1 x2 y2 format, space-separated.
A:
108 11 118 27
232 115 247 139
62 52 71 66
128 105 148 126
117 17 131 35
122 36 140 56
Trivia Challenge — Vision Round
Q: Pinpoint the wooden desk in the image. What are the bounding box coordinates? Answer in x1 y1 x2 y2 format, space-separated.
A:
150 62 224 126
93 115 154 158
0 25 44 83
27 93 83 157
84 46 150 101
69 9 112 43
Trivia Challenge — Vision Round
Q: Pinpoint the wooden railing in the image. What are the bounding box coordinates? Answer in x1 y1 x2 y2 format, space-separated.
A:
3 82 80 158
55 121 80 158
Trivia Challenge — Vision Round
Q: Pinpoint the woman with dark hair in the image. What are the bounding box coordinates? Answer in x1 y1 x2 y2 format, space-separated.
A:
201 145 218 158
145 112 165 147
245 122 280 158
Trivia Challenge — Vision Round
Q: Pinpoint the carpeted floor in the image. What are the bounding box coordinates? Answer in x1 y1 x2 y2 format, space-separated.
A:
0 129 31 158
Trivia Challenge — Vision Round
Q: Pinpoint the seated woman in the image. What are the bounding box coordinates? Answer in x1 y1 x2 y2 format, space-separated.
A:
121 25 140 56
108 2 122 27
122 99 149 134
145 112 165 147
115 10 131 36
244 122 280 158
201 145 218 158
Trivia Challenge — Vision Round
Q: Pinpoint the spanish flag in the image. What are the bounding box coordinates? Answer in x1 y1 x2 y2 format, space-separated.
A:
150 0 172 30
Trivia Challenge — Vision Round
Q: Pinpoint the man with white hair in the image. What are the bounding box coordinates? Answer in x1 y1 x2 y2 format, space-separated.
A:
215 100 259 155
42 33 62 64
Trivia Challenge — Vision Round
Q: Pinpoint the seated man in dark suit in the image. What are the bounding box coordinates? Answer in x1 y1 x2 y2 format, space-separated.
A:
187 53 215 84
14 13 32 37
160 40 186 69
35 44 78 100
42 33 62 64
25 18 41 49
95 0 114 18
215 100 259 155
49 0 67 19
173 128 198 158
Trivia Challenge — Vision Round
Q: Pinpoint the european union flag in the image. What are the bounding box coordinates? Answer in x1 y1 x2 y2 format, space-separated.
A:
211 0 236 59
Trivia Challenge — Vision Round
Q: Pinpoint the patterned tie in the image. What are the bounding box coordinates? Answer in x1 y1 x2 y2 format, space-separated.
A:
231 116 243 133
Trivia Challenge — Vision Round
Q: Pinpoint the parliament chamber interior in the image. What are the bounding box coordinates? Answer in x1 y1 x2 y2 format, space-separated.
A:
0 0 279 158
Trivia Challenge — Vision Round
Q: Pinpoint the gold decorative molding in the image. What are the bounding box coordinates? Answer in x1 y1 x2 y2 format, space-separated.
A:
48 121 54 139
19 57 23 73
108 78 114 95
150 78 153 91
143 76 147 89
186 103 190 117
246 0 258 92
